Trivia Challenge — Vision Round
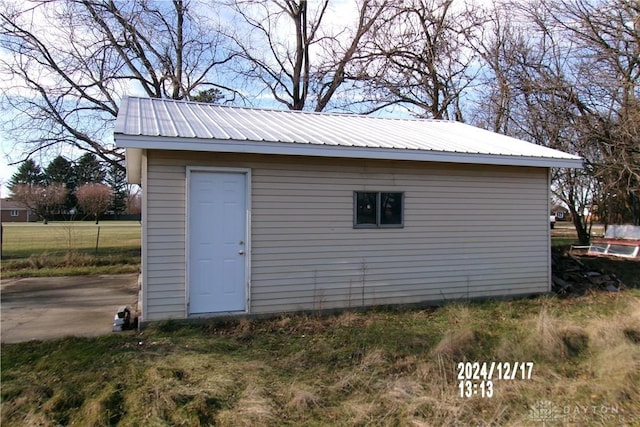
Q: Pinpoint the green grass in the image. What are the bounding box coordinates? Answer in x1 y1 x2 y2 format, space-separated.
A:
1 221 141 277
550 222 605 247
2 291 640 426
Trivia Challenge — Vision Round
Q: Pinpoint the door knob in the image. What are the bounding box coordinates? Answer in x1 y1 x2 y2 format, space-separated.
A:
238 250 245 255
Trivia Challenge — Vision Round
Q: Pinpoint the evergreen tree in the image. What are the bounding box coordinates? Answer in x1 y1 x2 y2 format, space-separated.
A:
191 88 223 103
44 156 77 211
106 163 128 217
8 159 44 194
44 156 74 184
75 153 106 185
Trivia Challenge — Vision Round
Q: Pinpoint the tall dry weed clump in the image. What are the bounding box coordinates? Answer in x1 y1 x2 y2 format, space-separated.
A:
431 305 480 361
492 305 590 363
63 251 96 267
27 252 51 269
284 383 321 413
495 297 640 423
217 384 275 426
587 299 640 402
26 251 96 269
531 308 589 361
421 297 640 425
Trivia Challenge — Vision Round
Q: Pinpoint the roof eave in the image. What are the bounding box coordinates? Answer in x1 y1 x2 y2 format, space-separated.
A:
115 134 584 169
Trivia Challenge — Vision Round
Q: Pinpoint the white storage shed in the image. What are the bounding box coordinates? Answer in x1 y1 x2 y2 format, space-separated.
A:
115 96 582 322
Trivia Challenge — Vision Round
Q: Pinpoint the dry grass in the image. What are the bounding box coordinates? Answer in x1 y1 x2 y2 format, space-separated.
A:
285 383 321 412
2 291 640 426
217 384 276 426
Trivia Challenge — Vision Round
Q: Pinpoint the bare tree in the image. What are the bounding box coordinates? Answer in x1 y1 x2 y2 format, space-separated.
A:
11 183 67 224
357 0 484 119
223 0 388 112
470 0 639 242
1 0 235 169
76 183 112 224
125 187 141 216
548 0 640 226
471 2 526 134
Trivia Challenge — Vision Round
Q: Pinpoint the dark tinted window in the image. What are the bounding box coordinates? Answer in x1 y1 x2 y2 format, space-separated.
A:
354 192 403 228
355 192 377 226
380 192 403 225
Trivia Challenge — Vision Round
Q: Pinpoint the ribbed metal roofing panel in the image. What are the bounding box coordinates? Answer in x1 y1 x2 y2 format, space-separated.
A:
115 96 582 165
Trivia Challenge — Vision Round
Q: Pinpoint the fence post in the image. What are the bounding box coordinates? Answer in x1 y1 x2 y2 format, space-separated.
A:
95 226 101 255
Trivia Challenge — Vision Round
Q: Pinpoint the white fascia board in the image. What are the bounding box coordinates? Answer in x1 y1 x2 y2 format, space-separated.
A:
125 148 143 184
115 134 584 169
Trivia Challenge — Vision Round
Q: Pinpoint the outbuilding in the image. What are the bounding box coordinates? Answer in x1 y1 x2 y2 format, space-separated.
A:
115 96 582 323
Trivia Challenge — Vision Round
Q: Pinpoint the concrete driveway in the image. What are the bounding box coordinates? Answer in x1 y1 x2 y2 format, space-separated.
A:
1 274 138 344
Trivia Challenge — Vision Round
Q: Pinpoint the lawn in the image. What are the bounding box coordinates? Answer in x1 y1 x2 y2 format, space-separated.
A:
2 221 639 425
550 221 605 247
1 290 639 426
1 221 141 277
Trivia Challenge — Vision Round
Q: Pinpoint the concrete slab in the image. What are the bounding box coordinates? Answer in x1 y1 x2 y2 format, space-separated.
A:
1 274 138 344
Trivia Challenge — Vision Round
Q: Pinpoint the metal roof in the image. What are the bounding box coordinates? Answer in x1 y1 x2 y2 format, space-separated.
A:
114 96 583 168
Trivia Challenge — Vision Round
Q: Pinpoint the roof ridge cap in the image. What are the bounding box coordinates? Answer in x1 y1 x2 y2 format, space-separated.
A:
123 96 453 123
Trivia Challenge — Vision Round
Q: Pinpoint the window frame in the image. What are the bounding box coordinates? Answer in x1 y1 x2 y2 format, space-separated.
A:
10 210 20 217
353 191 404 229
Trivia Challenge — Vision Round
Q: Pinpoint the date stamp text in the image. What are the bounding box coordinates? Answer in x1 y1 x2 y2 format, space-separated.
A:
457 361 534 398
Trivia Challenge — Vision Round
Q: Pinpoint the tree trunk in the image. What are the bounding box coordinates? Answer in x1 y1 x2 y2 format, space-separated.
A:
569 207 590 245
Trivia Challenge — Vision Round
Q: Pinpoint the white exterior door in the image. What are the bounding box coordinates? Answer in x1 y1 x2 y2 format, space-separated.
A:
188 170 247 314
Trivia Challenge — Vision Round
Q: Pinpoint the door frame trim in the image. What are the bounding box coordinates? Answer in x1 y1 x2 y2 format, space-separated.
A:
185 166 252 316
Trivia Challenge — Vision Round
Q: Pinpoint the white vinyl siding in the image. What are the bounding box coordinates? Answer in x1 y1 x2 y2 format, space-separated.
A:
143 151 550 320
143 153 187 321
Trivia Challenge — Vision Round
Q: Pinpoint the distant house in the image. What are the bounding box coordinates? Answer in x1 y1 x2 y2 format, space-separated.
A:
115 96 583 323
0 198 37 222
551 205 570 221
